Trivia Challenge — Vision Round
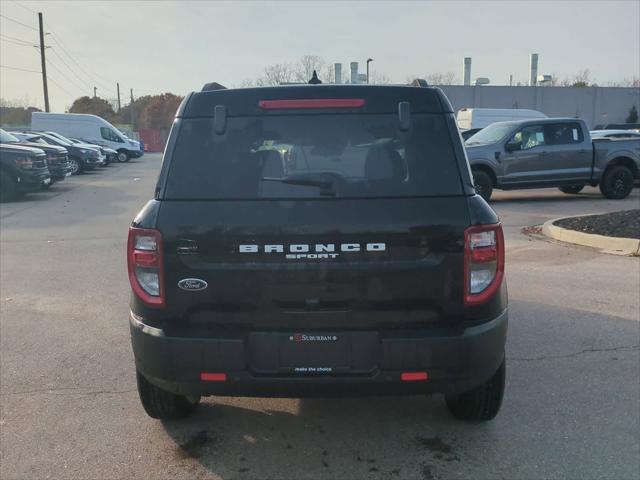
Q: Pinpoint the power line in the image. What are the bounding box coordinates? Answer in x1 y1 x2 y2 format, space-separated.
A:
0 36 36 47
0 33 36 45
9 0 38 15
0 13 38 32
0 64 41 73
46 57 91 94
47 33 115 94
47 74 78 98
49 47 93 91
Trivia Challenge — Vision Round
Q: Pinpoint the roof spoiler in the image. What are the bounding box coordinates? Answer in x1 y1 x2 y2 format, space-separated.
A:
410 78 429 87
201 82 227 92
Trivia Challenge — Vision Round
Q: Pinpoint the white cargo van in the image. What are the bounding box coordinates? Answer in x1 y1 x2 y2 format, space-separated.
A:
457 108 547 130
31 112 142 162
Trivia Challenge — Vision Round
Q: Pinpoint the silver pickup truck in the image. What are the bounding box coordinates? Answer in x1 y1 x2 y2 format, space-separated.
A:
464 118 639 201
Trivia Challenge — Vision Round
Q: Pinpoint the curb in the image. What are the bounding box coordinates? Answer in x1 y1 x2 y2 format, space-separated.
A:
542 216 640 256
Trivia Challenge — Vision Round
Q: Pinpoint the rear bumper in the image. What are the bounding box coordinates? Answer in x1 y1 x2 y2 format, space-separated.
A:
131 309 508 397
17 168 51 191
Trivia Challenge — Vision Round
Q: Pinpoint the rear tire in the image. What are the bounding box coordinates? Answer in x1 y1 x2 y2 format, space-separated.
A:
559 185 584 194
117 151 130 163
599 165 634 199
472 169 494 202
136 370 200 419
0 171 18 202
445 358 505 422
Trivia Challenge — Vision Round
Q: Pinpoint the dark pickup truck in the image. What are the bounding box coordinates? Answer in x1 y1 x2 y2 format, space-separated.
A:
129 82 508 422
0 143 51 202
465 118 639 201
1 129 71 185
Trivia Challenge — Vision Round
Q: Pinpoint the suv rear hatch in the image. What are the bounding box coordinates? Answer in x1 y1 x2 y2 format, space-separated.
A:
153 87 472 335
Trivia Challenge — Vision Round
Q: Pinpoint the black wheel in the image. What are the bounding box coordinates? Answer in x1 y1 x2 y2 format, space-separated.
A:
68 157 81 175
559 185 584 194
599 165 634 199
445 358 505 422
0 171 18 202
117 151 130 163
472 169 494 202
136 370 200 419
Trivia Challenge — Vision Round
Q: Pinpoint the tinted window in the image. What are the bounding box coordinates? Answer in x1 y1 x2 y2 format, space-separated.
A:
165 114 462 199
545 123 583 145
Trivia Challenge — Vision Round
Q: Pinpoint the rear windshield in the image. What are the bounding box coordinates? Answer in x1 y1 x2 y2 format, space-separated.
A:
164 114 462 199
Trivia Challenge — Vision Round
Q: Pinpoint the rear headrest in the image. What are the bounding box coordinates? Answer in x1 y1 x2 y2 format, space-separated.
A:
365 147 405 181
260 150 285 177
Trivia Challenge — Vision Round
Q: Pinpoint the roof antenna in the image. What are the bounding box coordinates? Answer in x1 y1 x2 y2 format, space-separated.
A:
308 70 322 84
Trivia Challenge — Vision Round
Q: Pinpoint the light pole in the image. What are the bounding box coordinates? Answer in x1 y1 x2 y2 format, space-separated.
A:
366 58 373 84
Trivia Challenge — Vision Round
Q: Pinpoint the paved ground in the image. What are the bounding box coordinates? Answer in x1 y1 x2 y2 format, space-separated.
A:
1 154 639 480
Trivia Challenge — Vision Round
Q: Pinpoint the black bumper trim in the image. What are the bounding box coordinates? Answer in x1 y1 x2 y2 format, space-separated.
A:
130 310 507 397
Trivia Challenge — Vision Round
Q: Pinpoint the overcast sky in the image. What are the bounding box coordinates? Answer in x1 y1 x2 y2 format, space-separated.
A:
1 0 638 112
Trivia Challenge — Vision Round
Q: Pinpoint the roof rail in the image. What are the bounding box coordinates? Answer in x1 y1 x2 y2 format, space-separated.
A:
201 82 227 92
410 78 429 87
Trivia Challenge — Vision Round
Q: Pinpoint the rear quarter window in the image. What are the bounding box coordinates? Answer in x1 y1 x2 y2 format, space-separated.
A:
164 113 463 199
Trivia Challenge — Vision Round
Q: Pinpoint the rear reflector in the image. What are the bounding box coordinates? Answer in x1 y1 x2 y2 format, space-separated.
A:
401 371 428 382
200 372 227 382
259 98 365 110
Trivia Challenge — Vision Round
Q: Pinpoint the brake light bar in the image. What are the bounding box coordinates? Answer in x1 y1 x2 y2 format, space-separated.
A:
259 98 366 110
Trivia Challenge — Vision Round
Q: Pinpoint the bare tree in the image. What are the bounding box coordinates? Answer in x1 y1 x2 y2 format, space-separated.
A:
257 63 296 86
424 72 457 85
294 55 325 83
369 72 393 84
571 68 591 87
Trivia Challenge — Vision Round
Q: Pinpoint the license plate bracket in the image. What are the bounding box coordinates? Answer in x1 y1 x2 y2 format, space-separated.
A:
248 332 379 375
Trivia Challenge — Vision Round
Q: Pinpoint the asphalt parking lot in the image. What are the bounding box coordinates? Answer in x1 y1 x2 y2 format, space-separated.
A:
1 153 638 480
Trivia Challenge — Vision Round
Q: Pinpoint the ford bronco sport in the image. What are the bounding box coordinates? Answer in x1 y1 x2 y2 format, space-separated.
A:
128 82 508 422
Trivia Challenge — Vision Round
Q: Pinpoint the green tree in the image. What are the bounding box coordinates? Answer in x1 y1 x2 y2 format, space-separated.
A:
626 105 638 123
69 96 116 122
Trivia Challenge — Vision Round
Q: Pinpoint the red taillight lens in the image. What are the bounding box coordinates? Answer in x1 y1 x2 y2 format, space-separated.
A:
258 98 366 109
464 224 504 306
127 227 164 308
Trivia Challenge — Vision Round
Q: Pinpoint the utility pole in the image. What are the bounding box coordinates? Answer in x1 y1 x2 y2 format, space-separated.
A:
116 83 121 112
38 12 50 112
130 88 135 126
93 86 97 98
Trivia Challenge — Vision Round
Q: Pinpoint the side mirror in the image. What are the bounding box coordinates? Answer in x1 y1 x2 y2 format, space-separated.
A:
214 105 227 135
398 101 411 132
505 141 521 152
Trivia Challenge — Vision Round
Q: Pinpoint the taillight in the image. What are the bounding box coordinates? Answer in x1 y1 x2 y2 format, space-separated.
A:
127 227 165 307
464 224 504 306
15 157 33 169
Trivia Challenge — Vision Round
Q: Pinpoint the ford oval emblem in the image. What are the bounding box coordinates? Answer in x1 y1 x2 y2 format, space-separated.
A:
178 278 208 291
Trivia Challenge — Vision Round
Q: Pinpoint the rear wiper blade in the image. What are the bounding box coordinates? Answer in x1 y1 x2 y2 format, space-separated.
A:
261 175 336 196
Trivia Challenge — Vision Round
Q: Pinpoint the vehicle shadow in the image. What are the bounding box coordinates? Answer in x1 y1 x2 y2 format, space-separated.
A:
158 298 640 480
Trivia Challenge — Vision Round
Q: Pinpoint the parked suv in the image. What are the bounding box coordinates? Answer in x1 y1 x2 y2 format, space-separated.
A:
128 83 508 422
1 130 71 185
0 143 51 201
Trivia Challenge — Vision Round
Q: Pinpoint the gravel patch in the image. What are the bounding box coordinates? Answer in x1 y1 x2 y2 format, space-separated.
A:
554 209 640 239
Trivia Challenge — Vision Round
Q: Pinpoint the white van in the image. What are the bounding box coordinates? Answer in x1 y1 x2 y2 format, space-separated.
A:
457 108 547 130
31 112 143 162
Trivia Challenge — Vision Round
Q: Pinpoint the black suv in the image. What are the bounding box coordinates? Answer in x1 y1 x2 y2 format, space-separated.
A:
128 83 508 422
0 143 51 201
